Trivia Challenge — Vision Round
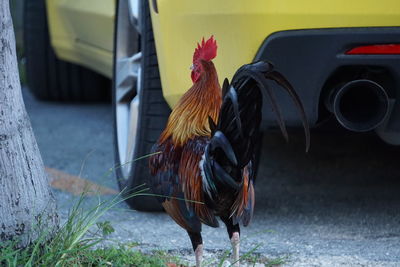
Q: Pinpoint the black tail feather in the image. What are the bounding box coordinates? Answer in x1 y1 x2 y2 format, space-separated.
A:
231 63 289 144
221 78 230 98
200 61 310 223
225 87 243 139
208 116 217 135
210 131 238 166
265 70 311 152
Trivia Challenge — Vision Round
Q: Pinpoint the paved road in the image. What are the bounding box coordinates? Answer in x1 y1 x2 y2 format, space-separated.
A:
23 87 400 266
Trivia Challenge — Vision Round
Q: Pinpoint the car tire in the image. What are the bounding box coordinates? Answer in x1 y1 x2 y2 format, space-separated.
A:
23 0 110 102
113 0 170 211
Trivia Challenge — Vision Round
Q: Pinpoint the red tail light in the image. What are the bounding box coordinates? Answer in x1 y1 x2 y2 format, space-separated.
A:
346 44 400 55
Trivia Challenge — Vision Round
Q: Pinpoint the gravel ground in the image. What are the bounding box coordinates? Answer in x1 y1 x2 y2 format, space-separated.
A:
23 87 400 266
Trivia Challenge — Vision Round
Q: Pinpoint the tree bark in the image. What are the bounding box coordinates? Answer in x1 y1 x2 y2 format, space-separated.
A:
0 0 58 246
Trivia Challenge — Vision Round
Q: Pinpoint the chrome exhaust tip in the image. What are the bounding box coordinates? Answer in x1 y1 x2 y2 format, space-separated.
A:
328 79 389 132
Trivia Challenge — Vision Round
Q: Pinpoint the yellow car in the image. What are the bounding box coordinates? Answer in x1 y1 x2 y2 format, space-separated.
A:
24 0 400 211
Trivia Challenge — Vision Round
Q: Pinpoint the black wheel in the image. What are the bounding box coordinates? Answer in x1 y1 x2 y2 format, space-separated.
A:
113 0 170 211
23 0 110 101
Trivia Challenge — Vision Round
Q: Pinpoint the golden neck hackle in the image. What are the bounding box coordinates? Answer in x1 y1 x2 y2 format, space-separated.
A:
160 61 222 146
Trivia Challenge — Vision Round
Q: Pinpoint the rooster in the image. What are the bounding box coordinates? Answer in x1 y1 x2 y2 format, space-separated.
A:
149 36 310 266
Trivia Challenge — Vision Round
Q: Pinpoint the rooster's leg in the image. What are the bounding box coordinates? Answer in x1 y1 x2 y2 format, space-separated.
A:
221 216 240 266
188 231 203 267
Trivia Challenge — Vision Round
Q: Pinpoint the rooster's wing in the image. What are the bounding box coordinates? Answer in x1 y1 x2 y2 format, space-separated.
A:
149 137 218 233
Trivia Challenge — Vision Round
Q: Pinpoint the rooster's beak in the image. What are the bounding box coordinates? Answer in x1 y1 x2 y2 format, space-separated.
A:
190 64 194 70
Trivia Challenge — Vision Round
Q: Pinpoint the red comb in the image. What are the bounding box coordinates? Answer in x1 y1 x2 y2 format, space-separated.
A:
193 36 217 63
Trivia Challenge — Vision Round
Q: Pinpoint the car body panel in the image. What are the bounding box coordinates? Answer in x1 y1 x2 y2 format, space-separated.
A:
46 0 114 78
45 0 400 108
150 0 400 108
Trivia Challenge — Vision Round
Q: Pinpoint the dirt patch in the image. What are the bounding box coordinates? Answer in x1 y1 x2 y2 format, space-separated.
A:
46 167 118 196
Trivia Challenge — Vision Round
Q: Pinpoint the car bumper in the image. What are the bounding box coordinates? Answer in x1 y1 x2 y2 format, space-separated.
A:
256 27 400 141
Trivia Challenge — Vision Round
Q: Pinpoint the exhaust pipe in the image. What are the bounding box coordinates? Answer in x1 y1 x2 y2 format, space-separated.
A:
326 79 389 132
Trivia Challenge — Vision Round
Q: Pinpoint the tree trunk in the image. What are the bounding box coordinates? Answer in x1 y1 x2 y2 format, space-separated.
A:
0 0 58 246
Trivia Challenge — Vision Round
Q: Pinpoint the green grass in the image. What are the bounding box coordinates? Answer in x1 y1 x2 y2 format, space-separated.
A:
0 242 167 267
0 188 172 267
56 246 167 267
